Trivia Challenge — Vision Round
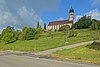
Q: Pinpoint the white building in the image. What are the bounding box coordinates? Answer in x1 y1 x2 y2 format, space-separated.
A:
48 7 74 31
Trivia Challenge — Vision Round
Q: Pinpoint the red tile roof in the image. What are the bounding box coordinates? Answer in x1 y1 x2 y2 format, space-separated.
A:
48 20 73 26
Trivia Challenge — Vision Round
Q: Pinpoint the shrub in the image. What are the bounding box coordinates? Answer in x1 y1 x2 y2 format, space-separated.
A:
59 25 70 32
14 30 22 40
90 21 98 30
22 27 37 40
36 28 43 34
1 26 16 44
86 41 100 51
68 29 76 37
34 34 40 40
74 16 92 29
47 30 54 38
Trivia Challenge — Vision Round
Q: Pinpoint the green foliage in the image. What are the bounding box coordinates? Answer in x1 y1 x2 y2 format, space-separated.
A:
47 30 54 38
74 16 92 29
22 27 36 40
44 23 46 30
0 34 2 40
34 34 40 40
59 25 70 32
1 26 16 44
86 41 100 51
37 22 40 28
36 28 43 34
54 29 57 32
14 30 22 40
68 29 76 37
0 29 100 52
97 22 100 29
90 21 98 30
54 44 100 64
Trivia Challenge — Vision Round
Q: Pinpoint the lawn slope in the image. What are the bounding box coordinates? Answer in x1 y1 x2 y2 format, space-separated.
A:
0 29 100 52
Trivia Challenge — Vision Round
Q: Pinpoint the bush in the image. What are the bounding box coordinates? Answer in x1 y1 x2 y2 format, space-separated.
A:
36 28 43 34
90 21 98 30
47 30 54 38
97 22 100 29
22 27 37 40
74 16 92 29
54 30 57 32
34 34 40 40
1 26 16 44
59 25 70 32
86 41 100 50
68 29 76 37
14 30 22 40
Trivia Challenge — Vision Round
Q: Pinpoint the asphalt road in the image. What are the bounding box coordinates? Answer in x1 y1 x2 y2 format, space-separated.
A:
0 55 99 67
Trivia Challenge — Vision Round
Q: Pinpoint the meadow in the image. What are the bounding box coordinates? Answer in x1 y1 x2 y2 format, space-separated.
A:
52 43 100 64
0 29 100 52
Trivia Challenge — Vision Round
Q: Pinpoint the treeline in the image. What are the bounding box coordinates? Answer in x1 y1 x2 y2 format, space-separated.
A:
74 15 100 30
1 22 46 44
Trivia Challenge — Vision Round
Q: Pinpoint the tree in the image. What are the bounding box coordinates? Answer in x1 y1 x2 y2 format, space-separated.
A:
14 30 22 40
68 29 76 37
1 26 16 44
22 27 36 40
97 22 100 29
90 21 98 30
37 22 40 28
44 23 46 30
36 28 43 34
74 16 92 29
59 25 70 32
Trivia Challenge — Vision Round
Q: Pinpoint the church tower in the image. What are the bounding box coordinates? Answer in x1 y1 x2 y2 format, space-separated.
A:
69 6 74 24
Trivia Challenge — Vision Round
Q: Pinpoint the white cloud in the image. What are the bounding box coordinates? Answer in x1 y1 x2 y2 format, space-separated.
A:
75 15 83 22
17 6 42 27
90 0 100 7
0 0 60 29
57 17 65 21
0 3 43 28
86 8 100 20
75 8 100 22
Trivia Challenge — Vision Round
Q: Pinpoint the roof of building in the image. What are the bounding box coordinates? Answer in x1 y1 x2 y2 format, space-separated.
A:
48 20 73 26
69 6 74 13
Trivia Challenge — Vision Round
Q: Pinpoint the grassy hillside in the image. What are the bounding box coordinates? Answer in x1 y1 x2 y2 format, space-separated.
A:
51 42 100 64
0 29 100 52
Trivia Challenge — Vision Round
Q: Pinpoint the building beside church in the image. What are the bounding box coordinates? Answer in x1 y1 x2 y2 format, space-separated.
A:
48 7 74 31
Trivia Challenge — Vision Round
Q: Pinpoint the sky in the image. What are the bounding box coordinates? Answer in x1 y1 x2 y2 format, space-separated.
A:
0 0 100 30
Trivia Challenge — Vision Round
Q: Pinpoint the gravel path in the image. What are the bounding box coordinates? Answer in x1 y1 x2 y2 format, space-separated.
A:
0 41 93 56
34 41 93 55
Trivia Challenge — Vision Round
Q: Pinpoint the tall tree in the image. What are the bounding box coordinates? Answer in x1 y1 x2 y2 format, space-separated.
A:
14 30 22 40
90 21 98 30
1 26 16 44
37 22 40 28
74 15 92 29
22 27 36 40
44 23 46 30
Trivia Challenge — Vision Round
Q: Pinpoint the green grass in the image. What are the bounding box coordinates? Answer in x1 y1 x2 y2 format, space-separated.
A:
0 29 100 52
52 44 100 64
0 37 64 52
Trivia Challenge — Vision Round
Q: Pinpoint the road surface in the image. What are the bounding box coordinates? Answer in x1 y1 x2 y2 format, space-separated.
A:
0 55 99 67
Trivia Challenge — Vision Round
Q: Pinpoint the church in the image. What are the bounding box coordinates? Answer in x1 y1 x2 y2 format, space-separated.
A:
48 7 74 31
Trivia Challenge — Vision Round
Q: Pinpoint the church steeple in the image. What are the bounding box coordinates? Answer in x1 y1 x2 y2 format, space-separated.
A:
69 6 74 24
69 6 74 13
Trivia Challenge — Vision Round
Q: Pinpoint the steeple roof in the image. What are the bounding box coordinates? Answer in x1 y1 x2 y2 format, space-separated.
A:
69 6 74 12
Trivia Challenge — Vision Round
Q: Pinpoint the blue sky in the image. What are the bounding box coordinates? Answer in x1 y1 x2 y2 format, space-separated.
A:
0 0 100 29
